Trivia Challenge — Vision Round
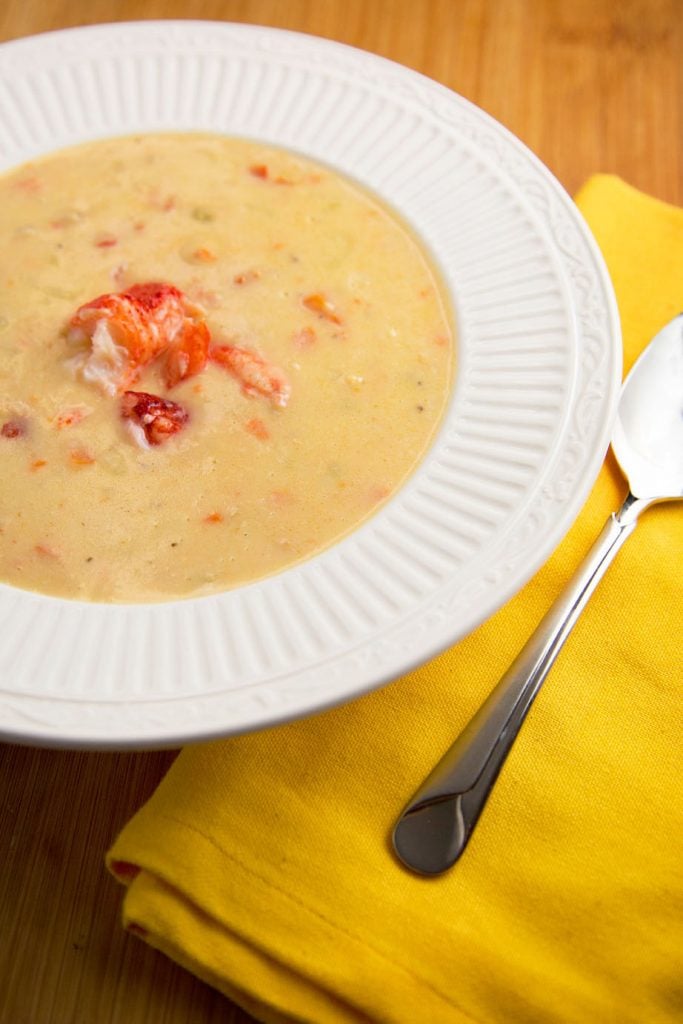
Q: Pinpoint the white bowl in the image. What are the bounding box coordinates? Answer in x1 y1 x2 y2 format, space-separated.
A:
0 22 621 748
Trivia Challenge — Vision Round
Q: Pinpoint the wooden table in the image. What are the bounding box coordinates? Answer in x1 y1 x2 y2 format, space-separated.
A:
1 3 681 1022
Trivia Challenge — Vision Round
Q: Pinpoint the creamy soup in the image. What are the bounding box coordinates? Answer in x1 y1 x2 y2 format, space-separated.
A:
0 134 453 602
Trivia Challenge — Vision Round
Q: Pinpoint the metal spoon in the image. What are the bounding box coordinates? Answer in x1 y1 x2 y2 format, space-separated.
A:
393 313 683 875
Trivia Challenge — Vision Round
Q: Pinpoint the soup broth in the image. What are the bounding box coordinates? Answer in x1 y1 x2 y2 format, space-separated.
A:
0 134 453 601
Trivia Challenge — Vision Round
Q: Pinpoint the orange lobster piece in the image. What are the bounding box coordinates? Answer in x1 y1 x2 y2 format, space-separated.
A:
67 282 210 394
211 345 291 408
121 391 189 447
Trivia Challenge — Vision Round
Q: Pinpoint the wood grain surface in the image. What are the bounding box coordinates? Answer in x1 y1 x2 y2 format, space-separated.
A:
0 3 681 1023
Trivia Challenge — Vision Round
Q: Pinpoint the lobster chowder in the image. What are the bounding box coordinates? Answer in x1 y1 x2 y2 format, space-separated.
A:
0 134 453 601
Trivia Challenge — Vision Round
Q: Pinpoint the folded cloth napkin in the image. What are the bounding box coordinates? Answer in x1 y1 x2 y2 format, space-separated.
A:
107 176 683 1024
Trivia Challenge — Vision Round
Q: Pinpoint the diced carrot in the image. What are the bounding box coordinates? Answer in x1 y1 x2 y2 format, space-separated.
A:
247 163 309 186
292 326 316 350
30 459 47 471
245 417 270 441
303 293 343 325
69 448 95 467
204 512 224 524
192 247 217 263
234 269 261 285
95 235 118 248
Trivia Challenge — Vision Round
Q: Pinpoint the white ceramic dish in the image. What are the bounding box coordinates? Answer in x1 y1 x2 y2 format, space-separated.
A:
0 21 621 748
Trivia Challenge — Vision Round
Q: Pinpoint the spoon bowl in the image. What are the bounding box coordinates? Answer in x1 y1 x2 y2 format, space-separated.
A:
612 314 683 500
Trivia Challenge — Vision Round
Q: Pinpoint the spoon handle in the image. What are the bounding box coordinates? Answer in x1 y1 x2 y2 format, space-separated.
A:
392 494 646 876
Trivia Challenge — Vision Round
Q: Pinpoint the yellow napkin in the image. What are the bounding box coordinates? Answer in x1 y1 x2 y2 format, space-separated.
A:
108 176 683 1024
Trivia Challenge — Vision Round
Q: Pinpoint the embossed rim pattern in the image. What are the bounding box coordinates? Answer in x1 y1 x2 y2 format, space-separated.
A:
0 22 621 748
